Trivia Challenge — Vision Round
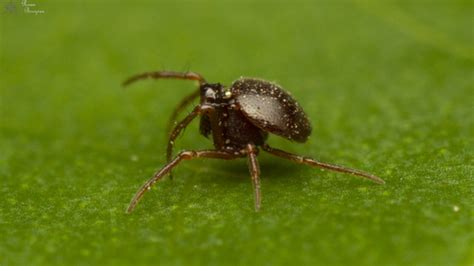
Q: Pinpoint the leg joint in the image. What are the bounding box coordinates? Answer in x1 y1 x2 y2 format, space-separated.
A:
179 150 197 159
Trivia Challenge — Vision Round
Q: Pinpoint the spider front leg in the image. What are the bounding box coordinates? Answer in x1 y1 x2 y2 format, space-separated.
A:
167 105 201 161
261 144 384 184
166 105 203 179
121 71 204 138
122 71 206 87
127 149 241 213
166 104 216 178
166 90 200 134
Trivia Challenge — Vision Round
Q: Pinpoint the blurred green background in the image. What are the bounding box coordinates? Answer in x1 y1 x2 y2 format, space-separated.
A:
1 0 473 265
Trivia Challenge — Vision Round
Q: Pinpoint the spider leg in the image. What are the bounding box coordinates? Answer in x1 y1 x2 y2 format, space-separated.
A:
166 89 200 134
261 144 385 184
122 71 206 87
246 144 262 211
127 149 241 213
122 70 203 142
166 105 202 179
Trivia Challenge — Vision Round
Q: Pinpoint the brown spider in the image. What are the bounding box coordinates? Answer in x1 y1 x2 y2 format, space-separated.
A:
122 71 384 213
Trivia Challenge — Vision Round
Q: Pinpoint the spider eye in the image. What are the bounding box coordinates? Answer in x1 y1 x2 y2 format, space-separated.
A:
205 88 216 99
223 90 232 99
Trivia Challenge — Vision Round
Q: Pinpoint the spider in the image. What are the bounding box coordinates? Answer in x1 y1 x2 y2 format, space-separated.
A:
122 71 384 213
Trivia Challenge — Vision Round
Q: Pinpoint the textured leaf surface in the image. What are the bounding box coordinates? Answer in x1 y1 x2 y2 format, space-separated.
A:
1 1 473 265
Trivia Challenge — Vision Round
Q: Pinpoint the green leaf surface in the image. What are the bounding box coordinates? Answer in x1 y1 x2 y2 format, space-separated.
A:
1 1 473 265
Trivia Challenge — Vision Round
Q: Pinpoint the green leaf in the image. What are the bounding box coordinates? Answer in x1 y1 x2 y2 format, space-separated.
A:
1 1 472 265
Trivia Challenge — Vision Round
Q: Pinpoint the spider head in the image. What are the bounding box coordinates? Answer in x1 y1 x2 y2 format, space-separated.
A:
200 83 229 104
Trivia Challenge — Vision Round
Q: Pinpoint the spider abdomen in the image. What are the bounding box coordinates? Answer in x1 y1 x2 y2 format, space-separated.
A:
231 78 312 142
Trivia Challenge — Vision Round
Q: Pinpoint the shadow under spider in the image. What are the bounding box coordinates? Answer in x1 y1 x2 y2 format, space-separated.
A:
178 155 306 186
